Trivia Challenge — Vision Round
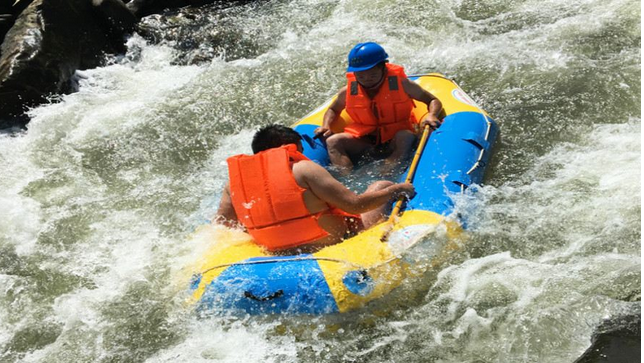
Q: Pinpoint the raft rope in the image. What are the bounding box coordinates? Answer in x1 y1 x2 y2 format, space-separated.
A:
197 230 433 277
199 255 364 275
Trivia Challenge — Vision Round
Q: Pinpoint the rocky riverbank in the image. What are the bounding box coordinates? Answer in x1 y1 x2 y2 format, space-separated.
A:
0 0 251 129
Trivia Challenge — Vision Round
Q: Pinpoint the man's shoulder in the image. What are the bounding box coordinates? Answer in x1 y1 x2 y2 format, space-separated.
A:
291 159 329 189
293 159 320 171
292 159 327 179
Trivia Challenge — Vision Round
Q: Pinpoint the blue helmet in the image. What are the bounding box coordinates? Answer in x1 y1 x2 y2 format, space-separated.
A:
346 42 389 72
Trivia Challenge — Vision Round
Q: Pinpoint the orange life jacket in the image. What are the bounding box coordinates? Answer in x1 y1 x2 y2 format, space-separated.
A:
226 144 330 251
344 63 416 144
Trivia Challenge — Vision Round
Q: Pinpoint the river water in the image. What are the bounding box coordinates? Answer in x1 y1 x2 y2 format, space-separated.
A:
0 0 640 362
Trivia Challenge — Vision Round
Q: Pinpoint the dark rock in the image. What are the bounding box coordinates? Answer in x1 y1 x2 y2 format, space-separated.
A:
136 1 261 65
125 0 148 16
127 0 251 19
0 2 14 46
0 0 136 129
574 309 641 363
1 0 37 48
0 13 13 45
0 0 254 128
11 0 36 16
92 0 138 42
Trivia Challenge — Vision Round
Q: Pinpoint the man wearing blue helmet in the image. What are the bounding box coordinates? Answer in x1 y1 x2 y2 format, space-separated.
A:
314 42 442 173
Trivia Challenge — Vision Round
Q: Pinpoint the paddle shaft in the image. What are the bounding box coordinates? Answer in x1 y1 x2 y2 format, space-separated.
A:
380 124 431 242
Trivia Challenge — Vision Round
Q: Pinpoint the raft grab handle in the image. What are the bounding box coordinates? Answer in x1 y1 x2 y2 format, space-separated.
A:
244 290 284 301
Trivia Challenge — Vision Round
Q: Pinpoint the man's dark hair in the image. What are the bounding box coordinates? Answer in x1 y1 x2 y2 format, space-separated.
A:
251 124 302 154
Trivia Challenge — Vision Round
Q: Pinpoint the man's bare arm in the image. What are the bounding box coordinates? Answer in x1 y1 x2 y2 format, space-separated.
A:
297 161 414 214
212 183 239 227
315 87 348 137
402 78 443 129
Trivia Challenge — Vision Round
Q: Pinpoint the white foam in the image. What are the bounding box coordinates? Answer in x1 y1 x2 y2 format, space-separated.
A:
148 318 298 363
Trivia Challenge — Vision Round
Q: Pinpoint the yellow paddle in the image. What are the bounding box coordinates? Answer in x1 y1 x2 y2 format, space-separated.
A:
380 124 432 242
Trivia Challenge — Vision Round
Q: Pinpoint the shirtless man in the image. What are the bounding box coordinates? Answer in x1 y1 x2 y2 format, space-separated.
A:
215 124 415 253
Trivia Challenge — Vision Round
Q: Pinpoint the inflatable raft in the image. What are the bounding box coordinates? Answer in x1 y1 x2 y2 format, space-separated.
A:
187 73 498 315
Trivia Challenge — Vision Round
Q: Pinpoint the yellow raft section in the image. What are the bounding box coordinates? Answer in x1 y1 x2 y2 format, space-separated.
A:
189 73 487 313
